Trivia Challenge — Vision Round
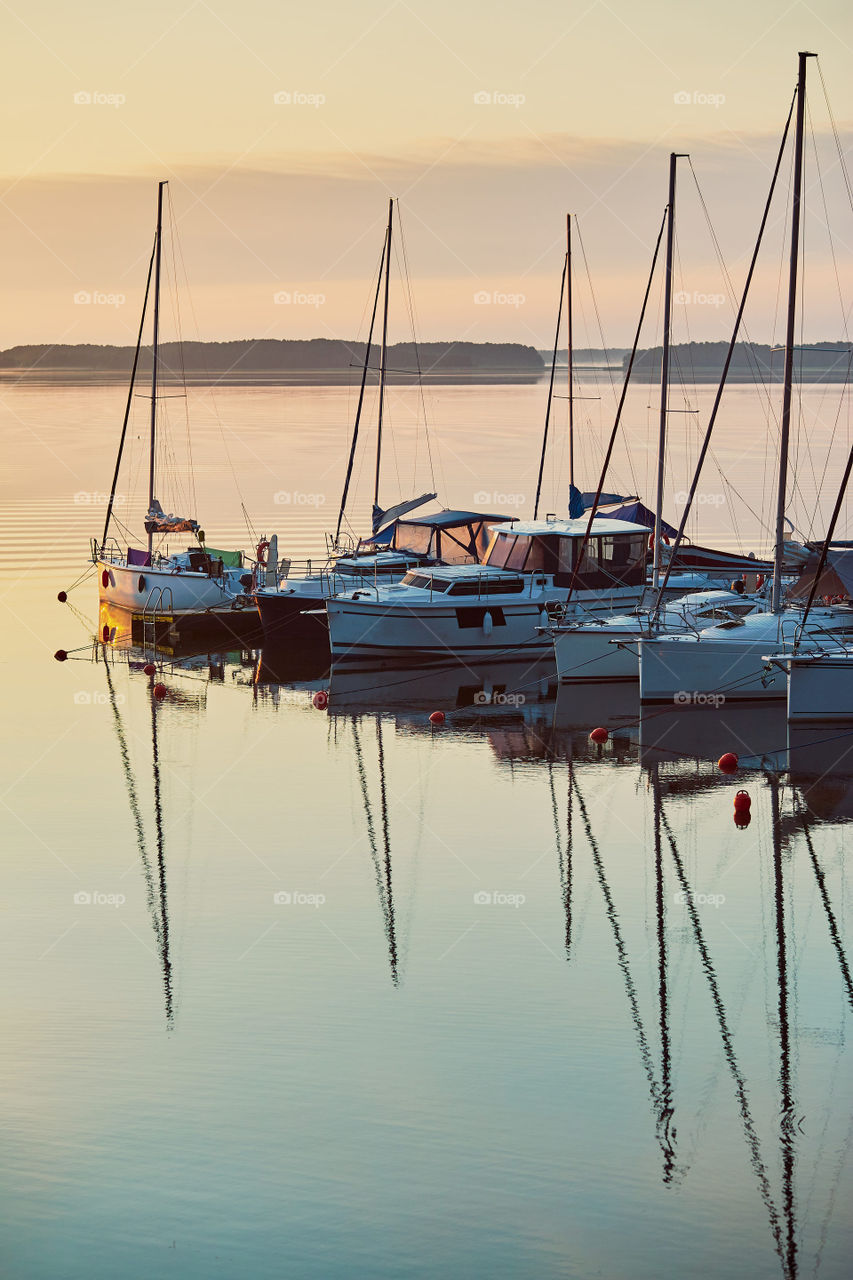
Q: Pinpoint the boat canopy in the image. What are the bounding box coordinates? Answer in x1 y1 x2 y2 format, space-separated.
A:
362 508 509 564
594 499 679 540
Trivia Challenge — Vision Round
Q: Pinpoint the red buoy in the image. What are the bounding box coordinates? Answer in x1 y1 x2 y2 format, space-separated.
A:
57 591 67 603
54 649 68 662
312 690 329 710
734 810 751 829
589 726 608 744
429 710 445 726
718 752 739 774
153 683 167 700
143 663 156 677
733 790 751 812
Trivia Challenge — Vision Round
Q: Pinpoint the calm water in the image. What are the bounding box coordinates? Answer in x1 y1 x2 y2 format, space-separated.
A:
1 381 852 1279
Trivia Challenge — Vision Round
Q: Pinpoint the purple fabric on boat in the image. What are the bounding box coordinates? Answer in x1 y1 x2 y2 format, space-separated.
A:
127 547 151 567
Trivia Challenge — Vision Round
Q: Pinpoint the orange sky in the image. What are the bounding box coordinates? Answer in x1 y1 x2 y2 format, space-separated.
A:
1 0 851 347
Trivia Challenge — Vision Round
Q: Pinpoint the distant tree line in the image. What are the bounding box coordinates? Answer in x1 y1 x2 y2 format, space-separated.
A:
0 338 545 376
627 340 852 382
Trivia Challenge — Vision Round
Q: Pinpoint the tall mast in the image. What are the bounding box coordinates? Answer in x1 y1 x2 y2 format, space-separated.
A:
771 53 813 614
374 197 393 514
652 153 683 591
147 180 166 557
567 213 575 488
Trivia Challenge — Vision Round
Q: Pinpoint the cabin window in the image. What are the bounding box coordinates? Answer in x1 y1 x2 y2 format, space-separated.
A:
505 536 530 571
394 523 433 556
447 578 525 596
487 534 516 569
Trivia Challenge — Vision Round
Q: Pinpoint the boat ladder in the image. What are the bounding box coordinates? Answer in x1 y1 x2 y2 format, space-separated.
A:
142 586 174 656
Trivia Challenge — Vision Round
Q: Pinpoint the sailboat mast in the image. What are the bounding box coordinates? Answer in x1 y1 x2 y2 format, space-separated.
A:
771 53 813 614
652 153 681 592
374 197 394 513
147 180 166 557
567 213 575 489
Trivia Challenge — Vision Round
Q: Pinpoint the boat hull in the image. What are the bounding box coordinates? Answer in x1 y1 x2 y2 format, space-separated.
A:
638 635 787 703
254 589 329 643
97 560 243 614
786 654 853 722
554 626 641 684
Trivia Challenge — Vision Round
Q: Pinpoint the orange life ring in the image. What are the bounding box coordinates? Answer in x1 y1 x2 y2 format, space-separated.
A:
256 539 270 567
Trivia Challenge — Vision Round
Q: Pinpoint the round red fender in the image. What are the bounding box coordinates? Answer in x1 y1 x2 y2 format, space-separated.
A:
143 663 157 677
138 575 146 593
734 810 751 829
589 726 608 744
54 649 68 662
312 690 329 710
429 710 445 726
718 752 739 774
102 624 110 643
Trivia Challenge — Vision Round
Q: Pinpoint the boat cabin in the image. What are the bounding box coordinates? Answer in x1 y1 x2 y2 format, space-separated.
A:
483 518 649 590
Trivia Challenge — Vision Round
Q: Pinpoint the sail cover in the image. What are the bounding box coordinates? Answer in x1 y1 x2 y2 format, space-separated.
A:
787 549 853 600
372 492 437 535
144 499 200 536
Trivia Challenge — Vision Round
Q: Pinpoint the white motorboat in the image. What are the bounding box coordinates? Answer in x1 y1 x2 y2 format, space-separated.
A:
326 516 719 665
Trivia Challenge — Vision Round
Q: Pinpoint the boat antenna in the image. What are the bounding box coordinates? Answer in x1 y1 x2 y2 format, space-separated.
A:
102 235 156 550
771 52 816 613
374 196 394 520
651 90 797 619
335 220 388 545
652 153 687 592
147 180 167 559
533 242 568 519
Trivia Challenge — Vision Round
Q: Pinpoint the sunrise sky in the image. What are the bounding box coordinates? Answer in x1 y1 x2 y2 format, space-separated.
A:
1 0 851 349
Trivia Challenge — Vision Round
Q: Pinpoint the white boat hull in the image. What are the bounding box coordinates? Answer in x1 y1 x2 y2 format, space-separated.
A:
786 653 853 722
638 634 787 703
554 626 640 684
97 560 244 614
